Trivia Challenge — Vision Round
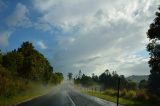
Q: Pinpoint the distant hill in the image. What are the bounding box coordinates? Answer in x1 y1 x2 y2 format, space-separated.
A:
127 75 149 83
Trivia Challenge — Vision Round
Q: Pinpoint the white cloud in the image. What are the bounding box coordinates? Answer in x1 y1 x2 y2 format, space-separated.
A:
0 31 12 47
32 0 158 76
6 3 31 27
34 22 52 32
37 41 47 49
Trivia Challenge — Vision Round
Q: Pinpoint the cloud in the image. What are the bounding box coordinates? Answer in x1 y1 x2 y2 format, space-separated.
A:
6 3 31 27
0 31 12 47
37 41 47 49
34 22 52 32
32 0 157 76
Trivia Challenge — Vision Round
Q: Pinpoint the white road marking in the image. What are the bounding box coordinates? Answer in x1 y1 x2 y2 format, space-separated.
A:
67 94 76 106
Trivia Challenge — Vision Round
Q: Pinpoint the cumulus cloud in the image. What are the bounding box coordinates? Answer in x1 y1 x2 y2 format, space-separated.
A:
0 31 12 47
32 0 157 76
37 41 47 49
6 3 31 27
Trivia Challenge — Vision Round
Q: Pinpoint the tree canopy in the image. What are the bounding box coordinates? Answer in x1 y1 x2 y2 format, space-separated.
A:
1 41 63 84
74 69 137 90
147 6 160 95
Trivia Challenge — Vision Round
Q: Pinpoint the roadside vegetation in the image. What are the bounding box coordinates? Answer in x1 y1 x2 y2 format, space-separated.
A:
82 90 153 106
73 69 159 105
74 69 159 106
0 41 63 106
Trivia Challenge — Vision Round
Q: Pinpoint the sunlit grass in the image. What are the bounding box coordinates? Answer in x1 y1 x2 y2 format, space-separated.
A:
81 89 154 106
0 82 54 106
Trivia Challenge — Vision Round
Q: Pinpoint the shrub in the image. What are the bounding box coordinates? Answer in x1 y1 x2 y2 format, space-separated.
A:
104 89 117 96
0 65 29 98
124 90 136 99
119 89 127 97
135 90 149 101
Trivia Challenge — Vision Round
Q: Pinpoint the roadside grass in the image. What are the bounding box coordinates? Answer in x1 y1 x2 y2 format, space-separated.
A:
0 82 54 106
0 65 56 106
81 90 154 106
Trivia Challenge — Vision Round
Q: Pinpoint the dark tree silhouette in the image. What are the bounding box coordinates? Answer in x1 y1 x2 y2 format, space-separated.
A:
139 80 148 89
147 6 160 95
68 73 73 80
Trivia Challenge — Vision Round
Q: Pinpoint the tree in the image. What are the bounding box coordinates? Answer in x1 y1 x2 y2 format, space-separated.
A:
139 80 148 89
51 72 64 84
78 70 82 78
127 81 137 90
68 73 73 80
2 50 23 75
18 41 34 57
74 69 136 90
1 41 63 84
147 6 160 95
92 73 98 82
16 41 52 81
99 69 112 88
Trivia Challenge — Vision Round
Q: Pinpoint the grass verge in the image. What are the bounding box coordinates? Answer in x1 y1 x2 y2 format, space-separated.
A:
0 82 55 106
81 90 153 106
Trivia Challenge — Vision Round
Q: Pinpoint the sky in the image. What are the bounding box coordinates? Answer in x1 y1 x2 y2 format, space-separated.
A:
0 0 159 77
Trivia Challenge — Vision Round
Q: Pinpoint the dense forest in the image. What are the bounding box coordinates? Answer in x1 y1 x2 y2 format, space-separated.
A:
0 41 63 98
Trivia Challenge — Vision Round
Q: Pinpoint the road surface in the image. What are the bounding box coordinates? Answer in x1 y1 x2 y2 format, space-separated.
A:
16 82 121 106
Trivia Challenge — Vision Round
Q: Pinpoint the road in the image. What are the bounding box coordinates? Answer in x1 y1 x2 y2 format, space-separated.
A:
16 82 121 106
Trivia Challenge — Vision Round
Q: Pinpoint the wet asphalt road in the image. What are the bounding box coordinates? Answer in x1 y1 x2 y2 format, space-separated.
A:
16 82 120 106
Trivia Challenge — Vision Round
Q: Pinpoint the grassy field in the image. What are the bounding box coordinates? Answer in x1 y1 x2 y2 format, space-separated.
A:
81 90 154 106
0 82 55 106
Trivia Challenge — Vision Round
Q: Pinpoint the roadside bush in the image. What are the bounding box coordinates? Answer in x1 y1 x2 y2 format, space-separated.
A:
104 89 117 96
135 90 149 101
119 89 127 97
0 65 28 98
124 90 136 99
103 88 152 101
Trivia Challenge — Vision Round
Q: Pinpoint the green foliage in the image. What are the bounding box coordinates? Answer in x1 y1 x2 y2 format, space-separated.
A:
74 74 95 87
103 89 159 105
104 89 117 96
1 41 63 84
2 50 23 76
0 65 27 98
50 72 64 84
139 80 148 89
0 41 63 99
126 81 137 90
135 90 149 101
83 89 155 106
17 42 52 81
74 69 137 90
147 6 160 95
